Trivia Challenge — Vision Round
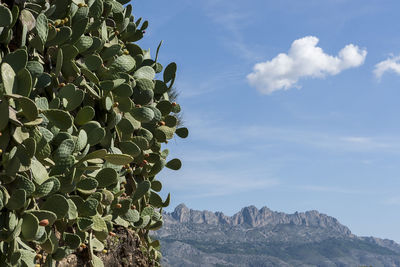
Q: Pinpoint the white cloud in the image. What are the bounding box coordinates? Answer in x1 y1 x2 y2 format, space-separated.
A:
374 55 400 79
247 36 367 94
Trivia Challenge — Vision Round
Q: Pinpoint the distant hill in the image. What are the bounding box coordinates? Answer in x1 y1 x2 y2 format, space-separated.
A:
154 204 400 267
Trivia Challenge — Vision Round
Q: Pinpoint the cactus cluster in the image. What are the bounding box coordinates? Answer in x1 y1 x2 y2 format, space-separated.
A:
0 0 187 266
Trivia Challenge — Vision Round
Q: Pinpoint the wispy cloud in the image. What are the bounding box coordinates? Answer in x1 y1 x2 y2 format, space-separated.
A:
201 0 260 62
184 112 400 154
341 137 372 144
299 185 366 194
382 196 400 206
163 167 280 198
247 36 367 94
178 69 243 99
374 55 400 80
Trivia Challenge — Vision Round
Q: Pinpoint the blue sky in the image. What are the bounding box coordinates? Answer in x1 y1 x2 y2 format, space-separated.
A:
134 0 400 242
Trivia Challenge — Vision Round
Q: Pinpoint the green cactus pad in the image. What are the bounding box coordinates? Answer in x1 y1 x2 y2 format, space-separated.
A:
132 181 151 202
31 159 49 184
165 115 178 127
154 126 175 142
42 109 73 130
121 209 140 223
0 5 12 27
95 168 118 188
3 49 28 73
134 66 156 80
103 154 133 166
41 229 59 254
91 254 105 267
54 139 76 161
78 198 99 217
112 199 131 216
75 129 88 152
75 106 95 125
163 62 177 84
59 84 85 111
132 136 150 150
21 213 39 241
45 177 61 195
87 127 106 146
119 141 141 157
154 80 168 94
27 61 44 79
52 247 69 261
151 180 162 192
110 54 136 73
13 175 35 196
101 189 114 205
16 96 38 121
62 45 80 61
91 236 105 252
137 128 153 142
77 178 99 194
35 13 48 45
19 250 36 267
77 217 94 232
91 215 108 232
135 215 151 229
149 191 164 208
166 158 182 170
0 100 9 130
176 127 189 138
46 26 72 46
125 43 143 56
113 83 133 97
76 36 94 53
133 81 154 105
156 100 172 116
29 210 57 226
16 68 32 97
81 67 100 84
130 107 154 122
6 189 26 210
63 232 82 249
78 149 107 163
67 198 78 220
101 44 121 60
84 55 103 71
1 63 16 95
70 18 89 44
41 194 69 219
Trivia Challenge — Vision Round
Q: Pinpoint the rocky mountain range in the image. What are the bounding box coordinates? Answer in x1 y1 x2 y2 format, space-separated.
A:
153 204 400 266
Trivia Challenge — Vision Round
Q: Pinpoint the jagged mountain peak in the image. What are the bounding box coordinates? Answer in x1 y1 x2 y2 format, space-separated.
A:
166 204 351 235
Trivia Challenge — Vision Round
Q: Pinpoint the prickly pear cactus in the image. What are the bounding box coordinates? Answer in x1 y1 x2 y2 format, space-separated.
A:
0 0 187 266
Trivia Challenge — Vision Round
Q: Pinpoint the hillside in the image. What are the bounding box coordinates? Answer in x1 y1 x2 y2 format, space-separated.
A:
154 204 400 266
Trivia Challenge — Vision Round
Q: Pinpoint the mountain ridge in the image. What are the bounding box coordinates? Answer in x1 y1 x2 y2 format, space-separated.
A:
155 204 400 266
167 204 352 235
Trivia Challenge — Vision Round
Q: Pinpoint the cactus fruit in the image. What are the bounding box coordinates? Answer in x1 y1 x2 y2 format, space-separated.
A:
109 232 116 237
0 0 187 265
39 219 49 226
